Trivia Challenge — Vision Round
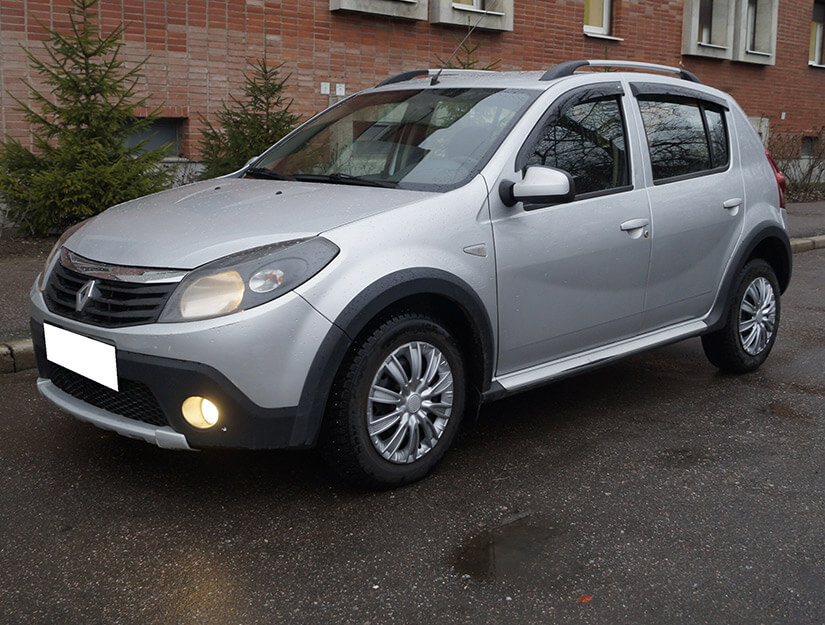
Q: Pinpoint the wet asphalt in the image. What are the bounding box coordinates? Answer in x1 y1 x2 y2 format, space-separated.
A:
0 248 823 624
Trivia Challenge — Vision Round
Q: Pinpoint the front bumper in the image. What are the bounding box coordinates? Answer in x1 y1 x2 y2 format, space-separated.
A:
30 287 345 450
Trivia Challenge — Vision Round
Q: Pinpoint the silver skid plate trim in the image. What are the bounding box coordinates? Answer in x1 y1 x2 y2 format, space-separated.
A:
495 319 708 392
37 378 193 450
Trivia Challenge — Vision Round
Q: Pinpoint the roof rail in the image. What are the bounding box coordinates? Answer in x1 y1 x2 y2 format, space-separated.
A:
540 60 701 84
377 70 430 87
376 68 496 87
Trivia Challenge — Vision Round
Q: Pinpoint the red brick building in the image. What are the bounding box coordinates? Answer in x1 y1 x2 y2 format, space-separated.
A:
1 0 823 160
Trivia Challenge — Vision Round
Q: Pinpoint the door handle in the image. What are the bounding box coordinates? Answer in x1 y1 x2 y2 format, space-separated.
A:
620 218 649 231
620 218 650 239
723 198 743 209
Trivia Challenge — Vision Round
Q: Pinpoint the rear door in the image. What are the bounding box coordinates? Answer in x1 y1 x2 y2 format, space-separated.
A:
631 83 745 331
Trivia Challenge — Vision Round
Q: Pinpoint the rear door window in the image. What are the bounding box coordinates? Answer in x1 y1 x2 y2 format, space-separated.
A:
637 95 730 183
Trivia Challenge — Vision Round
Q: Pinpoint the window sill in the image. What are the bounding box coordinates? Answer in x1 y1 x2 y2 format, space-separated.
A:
744 49 772 57
697 41 729 51
809 61 825 69
583 31 624 42
451 4 504 17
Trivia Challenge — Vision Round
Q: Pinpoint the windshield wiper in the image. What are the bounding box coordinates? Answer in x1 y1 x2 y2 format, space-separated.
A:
245 167 294 181
292 173 396 188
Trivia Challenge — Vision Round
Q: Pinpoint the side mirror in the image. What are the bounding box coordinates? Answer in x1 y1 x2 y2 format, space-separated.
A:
499 166 576 208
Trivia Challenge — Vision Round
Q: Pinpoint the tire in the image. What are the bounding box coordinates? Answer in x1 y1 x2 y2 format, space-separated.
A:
702 259 781 373
320 312 467 489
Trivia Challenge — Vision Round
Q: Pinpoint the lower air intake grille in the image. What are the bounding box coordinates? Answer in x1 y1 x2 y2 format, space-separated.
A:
50 365 168 427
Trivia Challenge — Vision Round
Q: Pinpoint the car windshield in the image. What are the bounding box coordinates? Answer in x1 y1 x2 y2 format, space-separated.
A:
250 87 537 191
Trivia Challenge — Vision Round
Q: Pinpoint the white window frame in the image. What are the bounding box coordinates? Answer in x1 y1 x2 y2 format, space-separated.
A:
430 0 512 31
583 0 612 36
811 2 825 66
330 0 428 21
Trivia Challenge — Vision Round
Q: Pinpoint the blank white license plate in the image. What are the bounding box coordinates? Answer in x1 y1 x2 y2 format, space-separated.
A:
44 323 119 391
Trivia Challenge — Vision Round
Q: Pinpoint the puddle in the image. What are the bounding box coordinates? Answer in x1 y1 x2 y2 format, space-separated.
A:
452 512 565 581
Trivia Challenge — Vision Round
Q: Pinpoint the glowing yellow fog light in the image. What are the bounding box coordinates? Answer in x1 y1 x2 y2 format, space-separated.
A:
181 396 220 429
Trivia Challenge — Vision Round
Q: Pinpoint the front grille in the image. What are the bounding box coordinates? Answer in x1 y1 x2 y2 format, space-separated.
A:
44 261 177 328
50 364 168 427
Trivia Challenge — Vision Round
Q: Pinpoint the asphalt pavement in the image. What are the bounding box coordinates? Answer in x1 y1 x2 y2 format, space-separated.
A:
1 201 824 373
1 247 824 624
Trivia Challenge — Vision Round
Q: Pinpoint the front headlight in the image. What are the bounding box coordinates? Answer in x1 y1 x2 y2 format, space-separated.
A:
158 237 339 322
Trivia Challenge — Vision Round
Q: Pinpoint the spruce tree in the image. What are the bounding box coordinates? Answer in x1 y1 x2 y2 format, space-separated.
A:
0 0 172 236
198 59 300 179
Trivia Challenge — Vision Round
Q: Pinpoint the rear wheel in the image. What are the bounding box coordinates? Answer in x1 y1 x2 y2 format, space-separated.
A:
702 259 780 373
320 312 466 488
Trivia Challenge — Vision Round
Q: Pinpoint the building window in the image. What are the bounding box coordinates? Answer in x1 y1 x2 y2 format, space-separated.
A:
453 0 484 9
682 0 778 64
802 135 818 158
584 0 612 36
430 0 513 31
812 2 825 65
683 0 735 59
329 0 428 22
126 118 183 157
698 0 715 43
736 0 778 61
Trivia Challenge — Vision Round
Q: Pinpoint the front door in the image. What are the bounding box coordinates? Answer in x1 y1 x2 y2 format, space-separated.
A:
491 84 652 376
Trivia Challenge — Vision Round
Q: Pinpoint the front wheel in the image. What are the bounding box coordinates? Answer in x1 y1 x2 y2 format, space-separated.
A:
702 259 781 373
320 312 467 489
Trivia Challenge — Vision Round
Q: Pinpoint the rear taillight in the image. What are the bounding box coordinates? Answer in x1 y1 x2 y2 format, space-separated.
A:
765 149 786 209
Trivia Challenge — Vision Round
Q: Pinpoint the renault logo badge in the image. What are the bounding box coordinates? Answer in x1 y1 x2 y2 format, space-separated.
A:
75 279 97 312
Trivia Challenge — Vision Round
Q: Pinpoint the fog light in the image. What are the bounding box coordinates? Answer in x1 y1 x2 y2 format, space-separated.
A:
181 396 220 429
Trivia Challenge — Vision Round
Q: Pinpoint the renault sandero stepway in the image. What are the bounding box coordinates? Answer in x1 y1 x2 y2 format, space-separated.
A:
31 60 792 488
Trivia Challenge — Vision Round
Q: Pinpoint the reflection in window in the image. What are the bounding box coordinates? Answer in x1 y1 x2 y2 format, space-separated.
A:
705 107 729 169
640 101 709 180
256 88 535 191
639 99 730 181
525 97 629 195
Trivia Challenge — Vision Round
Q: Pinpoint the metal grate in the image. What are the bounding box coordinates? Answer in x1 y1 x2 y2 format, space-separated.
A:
44 261 177 328
50 364 168 427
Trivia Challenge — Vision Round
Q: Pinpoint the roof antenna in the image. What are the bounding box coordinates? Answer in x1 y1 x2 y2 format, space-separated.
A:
431 5 492 86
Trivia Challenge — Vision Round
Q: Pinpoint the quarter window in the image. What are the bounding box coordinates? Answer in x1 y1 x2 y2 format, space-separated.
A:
524 96 630 195
638 99 729 182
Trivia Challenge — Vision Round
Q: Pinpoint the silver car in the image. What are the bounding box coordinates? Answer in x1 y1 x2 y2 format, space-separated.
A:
31 60 792 488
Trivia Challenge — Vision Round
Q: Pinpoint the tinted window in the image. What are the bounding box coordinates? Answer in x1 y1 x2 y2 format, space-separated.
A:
705 106 729 169
639 99 730 181
639 100 711 180
525 97 630 195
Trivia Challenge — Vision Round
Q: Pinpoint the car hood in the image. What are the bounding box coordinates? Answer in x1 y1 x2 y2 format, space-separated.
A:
65 178 434 268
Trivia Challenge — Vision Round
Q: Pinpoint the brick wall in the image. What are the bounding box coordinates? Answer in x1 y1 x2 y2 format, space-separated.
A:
1 0 823 159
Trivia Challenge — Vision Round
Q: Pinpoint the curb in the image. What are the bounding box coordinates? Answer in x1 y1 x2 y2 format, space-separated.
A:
0 338 37 374
3 234 825 375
